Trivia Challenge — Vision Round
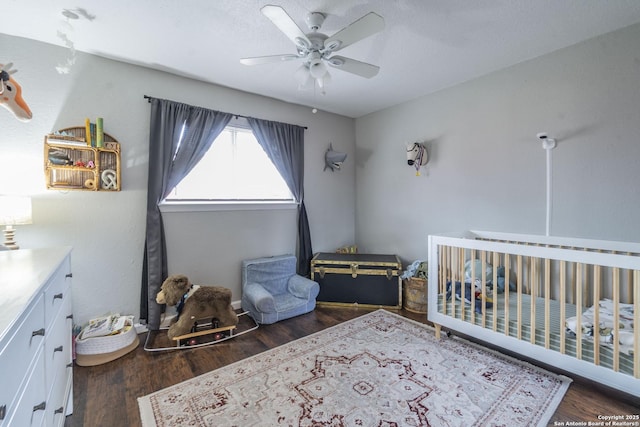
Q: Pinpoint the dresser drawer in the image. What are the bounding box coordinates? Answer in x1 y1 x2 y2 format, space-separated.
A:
0 294 45 422
44 368 72 427
3 349 46 427
43 260 71 327
44 294 72 393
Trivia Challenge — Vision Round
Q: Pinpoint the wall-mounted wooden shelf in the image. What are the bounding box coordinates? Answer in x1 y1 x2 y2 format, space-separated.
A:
44 127 121 191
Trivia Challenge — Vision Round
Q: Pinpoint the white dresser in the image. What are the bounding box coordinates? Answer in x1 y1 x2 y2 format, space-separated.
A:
0 247 73 427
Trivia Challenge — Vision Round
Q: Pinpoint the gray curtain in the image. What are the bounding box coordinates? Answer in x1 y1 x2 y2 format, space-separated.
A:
141 98 232 329
248 118 312 276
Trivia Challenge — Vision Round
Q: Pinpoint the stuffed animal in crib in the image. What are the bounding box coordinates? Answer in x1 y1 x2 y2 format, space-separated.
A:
0 63 32 122
156 274 238 340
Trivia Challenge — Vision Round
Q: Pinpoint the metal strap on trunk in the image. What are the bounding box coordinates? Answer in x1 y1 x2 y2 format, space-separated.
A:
314 266 398 280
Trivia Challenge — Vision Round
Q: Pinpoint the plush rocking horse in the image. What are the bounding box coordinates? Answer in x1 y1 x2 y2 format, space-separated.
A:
156 275 239 340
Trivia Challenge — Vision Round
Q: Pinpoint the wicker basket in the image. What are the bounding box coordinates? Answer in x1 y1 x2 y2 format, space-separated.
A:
403 277 427 314
75 325 138 366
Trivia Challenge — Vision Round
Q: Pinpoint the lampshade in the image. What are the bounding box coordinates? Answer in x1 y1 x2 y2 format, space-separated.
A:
309 60 328 79
294 64 313 89
0 195 32 250
317 72 331 89
0 195 33 225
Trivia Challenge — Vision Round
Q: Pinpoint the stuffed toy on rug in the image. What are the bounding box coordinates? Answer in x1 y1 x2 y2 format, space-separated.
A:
156 275 238 340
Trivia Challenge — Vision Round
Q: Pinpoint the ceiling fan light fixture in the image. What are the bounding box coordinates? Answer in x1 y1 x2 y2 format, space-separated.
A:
317 71 331 88
309 60 327 79
327 57 345 67
294 64 312 85
294 37 309 50
325 40 342 52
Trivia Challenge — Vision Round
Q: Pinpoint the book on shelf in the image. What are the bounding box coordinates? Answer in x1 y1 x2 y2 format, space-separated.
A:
85 118 91 146
90 122 96 147
47 135 87 146
96 117 104 148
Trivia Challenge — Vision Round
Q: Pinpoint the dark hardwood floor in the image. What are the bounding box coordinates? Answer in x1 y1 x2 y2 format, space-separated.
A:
65 307 639 427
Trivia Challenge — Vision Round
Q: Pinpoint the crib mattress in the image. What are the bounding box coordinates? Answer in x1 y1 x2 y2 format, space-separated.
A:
437 292 635 377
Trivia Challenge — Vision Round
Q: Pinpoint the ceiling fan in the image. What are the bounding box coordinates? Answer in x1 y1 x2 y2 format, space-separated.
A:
240 5 385 91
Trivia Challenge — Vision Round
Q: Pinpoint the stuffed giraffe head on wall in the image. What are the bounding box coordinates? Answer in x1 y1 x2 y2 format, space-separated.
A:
0 63 33 122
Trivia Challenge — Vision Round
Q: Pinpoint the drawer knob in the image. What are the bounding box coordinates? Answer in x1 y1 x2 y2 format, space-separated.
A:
33 402 46 412
54 345 64 353
54 407 64 415
65 273 73 278
66 314 74 320
31 328 45 337
53 293 63 300
0 404 5 420
66 362 73 368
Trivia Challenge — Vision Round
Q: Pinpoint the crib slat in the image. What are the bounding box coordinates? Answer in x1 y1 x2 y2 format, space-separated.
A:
493 252 499 332
517 255 523 340
530 256 537 345
576 262 583 360
438 245 443 316
560 260 566 355
447 246 453 318
634 270 639 378
613 267 620 372
570 260 576 305
593 265 601 367
470 249 476 324
481 251 487 328
504 253 511 337
544 258 551 349
460 248 466 321
441 245 448 317
626 254 633 303
459 247 465 322
451 245 457 319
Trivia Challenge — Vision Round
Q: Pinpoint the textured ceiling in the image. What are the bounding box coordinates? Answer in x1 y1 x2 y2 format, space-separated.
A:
4 0 640 118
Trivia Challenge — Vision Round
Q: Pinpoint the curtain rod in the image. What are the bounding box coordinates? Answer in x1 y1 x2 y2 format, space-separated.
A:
143 95 307 130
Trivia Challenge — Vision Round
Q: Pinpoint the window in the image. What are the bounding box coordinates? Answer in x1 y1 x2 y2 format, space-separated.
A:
165 125 293 202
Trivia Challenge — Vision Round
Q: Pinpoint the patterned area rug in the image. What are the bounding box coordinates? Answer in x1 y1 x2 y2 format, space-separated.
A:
138 310 571 427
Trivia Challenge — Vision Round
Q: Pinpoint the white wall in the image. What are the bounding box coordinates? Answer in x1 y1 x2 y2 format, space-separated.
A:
355 23 640 263
0 34 356 326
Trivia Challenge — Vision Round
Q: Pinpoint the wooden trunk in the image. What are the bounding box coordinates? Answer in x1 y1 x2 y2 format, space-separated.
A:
311 252 402 309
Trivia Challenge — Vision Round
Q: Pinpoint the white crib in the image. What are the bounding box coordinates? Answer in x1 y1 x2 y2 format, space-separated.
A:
427 231 640 397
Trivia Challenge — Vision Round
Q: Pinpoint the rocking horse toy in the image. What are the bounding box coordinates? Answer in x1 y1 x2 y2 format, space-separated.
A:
1 63 33 122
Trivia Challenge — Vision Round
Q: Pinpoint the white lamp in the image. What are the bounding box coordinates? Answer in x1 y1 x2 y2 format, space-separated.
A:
0 195 32 250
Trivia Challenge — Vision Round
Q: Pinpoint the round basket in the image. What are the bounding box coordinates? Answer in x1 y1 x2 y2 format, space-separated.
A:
403 277 427 314
75 325 138 366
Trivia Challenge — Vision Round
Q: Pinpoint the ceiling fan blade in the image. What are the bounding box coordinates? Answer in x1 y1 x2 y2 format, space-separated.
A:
326 56 380 78
261 5 311 49
324 12 384 52
240 54 300 66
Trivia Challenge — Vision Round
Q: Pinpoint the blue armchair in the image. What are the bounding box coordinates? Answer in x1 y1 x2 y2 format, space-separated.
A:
241 254 319 324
